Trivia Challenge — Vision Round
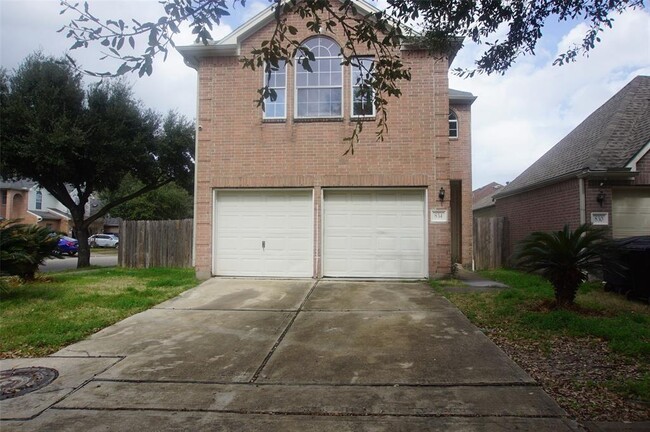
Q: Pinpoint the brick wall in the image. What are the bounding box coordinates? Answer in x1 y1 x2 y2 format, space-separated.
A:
193 5 471 278
450 103 473 265
495 179 581 260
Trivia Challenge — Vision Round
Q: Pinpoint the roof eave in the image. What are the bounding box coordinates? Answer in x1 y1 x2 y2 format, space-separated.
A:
495 168 638 200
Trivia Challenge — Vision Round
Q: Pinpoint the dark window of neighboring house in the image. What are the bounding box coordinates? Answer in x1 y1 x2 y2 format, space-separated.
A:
35 190 43 210
1 191 6 205
351 57 375 117
449 110 458 138
263 60 287 119
295 36 343 118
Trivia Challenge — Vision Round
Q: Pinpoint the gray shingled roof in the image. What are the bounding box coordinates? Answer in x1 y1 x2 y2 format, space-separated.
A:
0 178 36 190
449 88 477 104
496 76 650 197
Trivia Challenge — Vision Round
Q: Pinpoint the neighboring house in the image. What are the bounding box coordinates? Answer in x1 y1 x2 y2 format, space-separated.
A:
472 182 504 219
88 198 122 235
494 76 650 258
0 179 72 233
178 0 475 279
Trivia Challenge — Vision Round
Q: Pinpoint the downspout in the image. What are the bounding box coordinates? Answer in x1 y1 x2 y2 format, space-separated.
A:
579 178 586 224
192 75 200 267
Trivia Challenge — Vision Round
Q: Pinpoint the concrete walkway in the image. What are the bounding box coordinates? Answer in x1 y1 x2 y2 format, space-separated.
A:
1 279 580 431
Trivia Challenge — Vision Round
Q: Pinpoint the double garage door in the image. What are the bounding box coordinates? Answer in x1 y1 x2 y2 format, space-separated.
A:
214 189 426 278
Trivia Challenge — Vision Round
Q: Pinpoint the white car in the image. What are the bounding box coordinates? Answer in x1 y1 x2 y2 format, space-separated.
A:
89 234 119 248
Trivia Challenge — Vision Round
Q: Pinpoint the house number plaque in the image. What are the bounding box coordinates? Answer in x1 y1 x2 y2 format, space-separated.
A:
590 212 609 226
430 209 448 223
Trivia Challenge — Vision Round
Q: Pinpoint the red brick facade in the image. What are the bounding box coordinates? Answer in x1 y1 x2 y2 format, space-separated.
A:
190 5 473 278
496 151 650 260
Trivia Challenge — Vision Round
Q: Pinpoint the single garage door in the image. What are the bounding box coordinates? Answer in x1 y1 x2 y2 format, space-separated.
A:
612 188 650 238
214 190 313 277
323 189 426 278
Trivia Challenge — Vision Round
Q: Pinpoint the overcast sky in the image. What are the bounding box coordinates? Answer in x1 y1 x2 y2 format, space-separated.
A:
1 1 649 189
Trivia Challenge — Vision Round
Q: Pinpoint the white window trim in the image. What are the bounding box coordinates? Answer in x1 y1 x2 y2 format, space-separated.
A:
449 110 459 139
350 57 376 118
294 37 344 119
262 61 287 120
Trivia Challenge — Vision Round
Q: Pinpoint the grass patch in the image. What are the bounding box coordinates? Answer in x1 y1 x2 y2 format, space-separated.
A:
0 267 197 358
433 269 650 405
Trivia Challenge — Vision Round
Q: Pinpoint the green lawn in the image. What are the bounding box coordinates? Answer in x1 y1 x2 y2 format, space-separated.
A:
433 269 650 404
0 267 198 358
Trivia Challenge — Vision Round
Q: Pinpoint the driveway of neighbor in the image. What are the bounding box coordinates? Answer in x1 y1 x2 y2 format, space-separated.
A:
1 279 580 431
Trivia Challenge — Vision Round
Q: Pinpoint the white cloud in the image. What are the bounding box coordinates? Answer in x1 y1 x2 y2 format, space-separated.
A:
450 8 650 188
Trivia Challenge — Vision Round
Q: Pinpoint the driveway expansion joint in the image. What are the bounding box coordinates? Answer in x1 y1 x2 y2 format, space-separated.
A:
249 280 320 383
47 406 569 419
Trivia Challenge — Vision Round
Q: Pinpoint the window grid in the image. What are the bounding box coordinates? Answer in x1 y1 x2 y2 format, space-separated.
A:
351 57 375 117
35 190 43 210
263 61 287 119
295 37 343 118
449 111 459 138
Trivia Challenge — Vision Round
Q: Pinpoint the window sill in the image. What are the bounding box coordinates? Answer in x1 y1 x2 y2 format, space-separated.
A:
262 118 286 123
351 116 376 122
294 117 344 123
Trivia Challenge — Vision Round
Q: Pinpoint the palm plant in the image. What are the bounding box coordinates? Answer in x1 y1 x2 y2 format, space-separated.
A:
515 224 616 308
0 220 60 280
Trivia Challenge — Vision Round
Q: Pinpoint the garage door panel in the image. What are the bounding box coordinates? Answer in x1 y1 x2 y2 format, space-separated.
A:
323 190 426 278
613 189 650 238
214 190 313 277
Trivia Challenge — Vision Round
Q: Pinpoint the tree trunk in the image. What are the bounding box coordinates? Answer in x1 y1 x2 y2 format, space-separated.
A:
73 217 92 268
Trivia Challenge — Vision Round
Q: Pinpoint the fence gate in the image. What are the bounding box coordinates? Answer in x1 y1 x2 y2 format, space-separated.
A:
119 219 193 268
473 217 507 270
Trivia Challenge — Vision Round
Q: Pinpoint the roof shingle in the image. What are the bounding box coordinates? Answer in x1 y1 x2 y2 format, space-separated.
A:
497 76 650 197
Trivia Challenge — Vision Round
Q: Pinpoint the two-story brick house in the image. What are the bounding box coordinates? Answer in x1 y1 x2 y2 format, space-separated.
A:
178 0 475 279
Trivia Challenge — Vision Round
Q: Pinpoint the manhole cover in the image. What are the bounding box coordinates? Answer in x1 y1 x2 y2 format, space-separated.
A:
0 367 59 400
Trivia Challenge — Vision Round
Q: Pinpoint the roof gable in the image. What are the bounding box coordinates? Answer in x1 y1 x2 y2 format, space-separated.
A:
497 76 650 197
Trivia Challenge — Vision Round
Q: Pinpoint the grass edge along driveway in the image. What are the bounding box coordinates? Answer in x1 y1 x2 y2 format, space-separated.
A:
432 269 650 422
1 267 198 359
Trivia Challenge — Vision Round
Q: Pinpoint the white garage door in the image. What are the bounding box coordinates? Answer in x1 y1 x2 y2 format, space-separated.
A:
323 189 426 278
214 190 313 277
613 188 650 238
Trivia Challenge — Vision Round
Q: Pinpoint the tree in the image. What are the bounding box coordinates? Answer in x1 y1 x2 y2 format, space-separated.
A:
58 0 643 148
100 174 193 220
515 224 617 308
0 53 194 268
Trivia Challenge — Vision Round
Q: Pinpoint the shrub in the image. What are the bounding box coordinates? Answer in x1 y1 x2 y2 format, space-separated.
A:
0 220 60 280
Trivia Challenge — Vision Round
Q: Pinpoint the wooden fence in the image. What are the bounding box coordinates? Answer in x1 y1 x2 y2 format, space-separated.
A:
473 217 507 270
119 219 193 268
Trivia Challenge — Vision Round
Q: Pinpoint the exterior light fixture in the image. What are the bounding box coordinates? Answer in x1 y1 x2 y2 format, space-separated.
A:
438 187 445 202
596 190 605 207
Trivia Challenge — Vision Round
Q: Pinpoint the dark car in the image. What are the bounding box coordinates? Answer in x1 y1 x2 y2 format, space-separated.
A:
56 236 79 256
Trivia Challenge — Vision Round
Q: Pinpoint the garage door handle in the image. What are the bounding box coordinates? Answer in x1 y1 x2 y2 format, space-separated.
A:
262 240 265 251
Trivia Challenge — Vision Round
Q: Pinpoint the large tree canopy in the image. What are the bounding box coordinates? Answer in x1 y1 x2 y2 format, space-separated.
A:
100 174 193 221
58 0 643 146
0 53 195 267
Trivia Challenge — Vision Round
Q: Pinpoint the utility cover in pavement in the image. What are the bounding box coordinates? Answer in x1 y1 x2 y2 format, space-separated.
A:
0 367 59 400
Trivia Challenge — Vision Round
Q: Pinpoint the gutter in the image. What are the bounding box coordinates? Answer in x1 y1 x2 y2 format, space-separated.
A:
494 168 638 200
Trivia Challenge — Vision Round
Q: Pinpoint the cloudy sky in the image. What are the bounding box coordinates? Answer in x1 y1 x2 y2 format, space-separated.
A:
1 1 649 188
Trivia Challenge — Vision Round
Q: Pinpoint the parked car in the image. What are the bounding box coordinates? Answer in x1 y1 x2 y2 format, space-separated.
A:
89 234 119 248
56 236 79 256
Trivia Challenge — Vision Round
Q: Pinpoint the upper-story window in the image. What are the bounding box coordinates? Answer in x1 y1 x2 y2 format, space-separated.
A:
35 190 43 210
263 60 287 119
449 110 458 138
351 57 375 117
295 37 343 118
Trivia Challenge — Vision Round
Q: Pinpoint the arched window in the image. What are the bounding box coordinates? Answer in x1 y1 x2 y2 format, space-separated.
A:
295 36 343 118
449 110 458 138
35 190 43 210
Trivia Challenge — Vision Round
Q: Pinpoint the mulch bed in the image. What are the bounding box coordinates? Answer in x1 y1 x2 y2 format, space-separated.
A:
486 330 650 422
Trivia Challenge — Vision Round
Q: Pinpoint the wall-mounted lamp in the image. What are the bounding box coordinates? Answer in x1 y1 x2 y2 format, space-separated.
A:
438 187 446 203
596 190 605 207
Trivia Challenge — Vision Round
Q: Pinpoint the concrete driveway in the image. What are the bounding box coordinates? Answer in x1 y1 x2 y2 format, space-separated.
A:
1 279 579 431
